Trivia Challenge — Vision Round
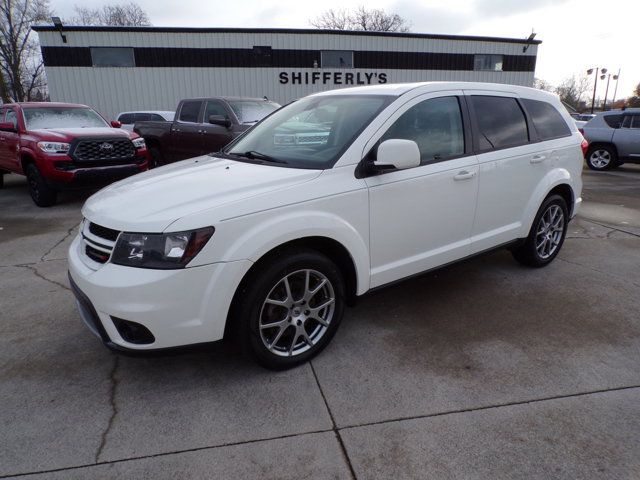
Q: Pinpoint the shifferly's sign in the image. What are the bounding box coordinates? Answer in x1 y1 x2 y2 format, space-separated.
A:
279 71 388 85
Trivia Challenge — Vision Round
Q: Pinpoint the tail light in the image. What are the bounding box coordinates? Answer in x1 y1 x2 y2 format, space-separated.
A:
580 139 589 157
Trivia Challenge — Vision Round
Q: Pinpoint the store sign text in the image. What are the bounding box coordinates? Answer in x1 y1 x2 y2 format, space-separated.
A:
279 71 387 85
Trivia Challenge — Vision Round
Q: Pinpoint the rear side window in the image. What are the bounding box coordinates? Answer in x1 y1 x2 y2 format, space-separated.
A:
603 115 622 128
118 113 134 124
471 96 529 150
149 113 166 121
178 101 202 123
521 99 571 141
136 113 152 122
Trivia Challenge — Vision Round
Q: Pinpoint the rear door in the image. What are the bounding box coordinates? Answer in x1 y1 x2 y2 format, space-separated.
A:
200 100 235 154
613 114 640 159
0 108 21 172
465 92 545 253
170 100 204 161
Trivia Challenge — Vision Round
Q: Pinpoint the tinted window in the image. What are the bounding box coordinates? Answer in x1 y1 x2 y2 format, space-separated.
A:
521 98 571 140
204 101 228 120
322 51 353 68
632 116 640 129
118 113 134 124
471 96 529 150
178 101 202 123
603 114 622 128
136 113 152 122
150 113 166 121
5 109 18 128
91 47 135 67
380 96 464 163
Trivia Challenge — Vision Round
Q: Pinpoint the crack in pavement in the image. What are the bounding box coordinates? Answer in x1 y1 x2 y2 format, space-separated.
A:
556 257 640 289
19 264 71 292
3 384 639 479
40 224 79 262
579 218 640 239
95 355 120 463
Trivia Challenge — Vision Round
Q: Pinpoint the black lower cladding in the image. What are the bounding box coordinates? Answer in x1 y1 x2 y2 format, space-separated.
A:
111 317 156 344
68 272 111 343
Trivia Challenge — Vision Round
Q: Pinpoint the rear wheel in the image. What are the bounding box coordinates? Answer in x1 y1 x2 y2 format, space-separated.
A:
235 249 345 370
25 163 57 207
586 145 617 171
148 146 163 169
512 194 568 268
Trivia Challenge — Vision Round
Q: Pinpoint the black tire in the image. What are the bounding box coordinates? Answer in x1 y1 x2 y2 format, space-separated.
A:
25 163 57 207
0 173 4 189
512 194 569 268
234 249 346 370
586 145 617 171
148 146 163 169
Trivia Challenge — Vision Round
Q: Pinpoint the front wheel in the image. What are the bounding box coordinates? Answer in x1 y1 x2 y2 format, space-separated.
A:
25 163 57 207
235 250 345 370
512 194 569 268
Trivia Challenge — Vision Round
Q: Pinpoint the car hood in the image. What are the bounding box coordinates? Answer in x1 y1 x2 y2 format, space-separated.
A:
30 127 136 141
82 155 322 232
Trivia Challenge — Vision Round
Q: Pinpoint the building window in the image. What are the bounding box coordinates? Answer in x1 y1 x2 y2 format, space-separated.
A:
90 47 135 67
474 54 503 71
321 51 353 69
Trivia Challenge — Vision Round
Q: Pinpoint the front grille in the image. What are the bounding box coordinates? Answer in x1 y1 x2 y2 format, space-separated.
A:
82 221 121 264
71 139 135 162
89 222 120 242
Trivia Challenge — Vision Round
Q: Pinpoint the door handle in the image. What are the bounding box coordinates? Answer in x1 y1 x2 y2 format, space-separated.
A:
453 170 476 181
172 128 181 133
530 154 546 164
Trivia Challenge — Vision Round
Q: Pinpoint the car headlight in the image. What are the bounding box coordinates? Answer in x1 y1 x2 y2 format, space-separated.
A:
132 137 146 149
111 227 214 269
37 142 70 154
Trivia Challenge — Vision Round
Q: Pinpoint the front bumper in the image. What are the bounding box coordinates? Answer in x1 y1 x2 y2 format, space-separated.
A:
68 234 252 351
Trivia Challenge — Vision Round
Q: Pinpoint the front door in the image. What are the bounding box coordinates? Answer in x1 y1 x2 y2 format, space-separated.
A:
613 114 640 160
200 100 235 154
365 92 479 288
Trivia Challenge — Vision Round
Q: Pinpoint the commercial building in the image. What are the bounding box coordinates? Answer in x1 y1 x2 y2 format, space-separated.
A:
33 26 540 118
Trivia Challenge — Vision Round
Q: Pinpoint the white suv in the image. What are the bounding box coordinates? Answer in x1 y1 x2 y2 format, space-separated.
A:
68 82 585 369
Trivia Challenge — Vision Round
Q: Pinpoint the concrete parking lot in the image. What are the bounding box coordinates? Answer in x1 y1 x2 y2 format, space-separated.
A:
1 166 639 479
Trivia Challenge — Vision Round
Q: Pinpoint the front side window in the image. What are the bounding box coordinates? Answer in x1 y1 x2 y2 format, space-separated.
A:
178 101 202 123
471 96 529 150
632 116 640 129
474 54 503 71
521 98 571 141
22 107 108 130
379 96 464 163
321 51 354 69
228 100 280 124
204 101 229 121
91 47 135 67
225 95 393 169
621 115 640 129
5 109 18 128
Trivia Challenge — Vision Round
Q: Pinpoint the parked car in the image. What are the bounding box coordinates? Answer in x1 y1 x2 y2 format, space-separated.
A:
581 109 640 170
0 102 149 207
116 111 175 131
69 82 584 369
134 97 280 167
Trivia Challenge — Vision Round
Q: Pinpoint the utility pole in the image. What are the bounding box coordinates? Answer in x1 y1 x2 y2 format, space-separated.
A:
611 69 621 107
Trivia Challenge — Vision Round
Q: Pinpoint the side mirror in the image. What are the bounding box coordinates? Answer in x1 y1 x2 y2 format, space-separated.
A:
0 122 17 133
374 139 421 171
208 115 231 128
111 120 122 128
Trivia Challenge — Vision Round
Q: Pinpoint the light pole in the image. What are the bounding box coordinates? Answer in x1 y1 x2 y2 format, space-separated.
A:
587 67 607 113
611 69 621 108
601 73 612 111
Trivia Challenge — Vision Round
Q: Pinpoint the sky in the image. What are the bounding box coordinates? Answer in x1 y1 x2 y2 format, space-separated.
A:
49 0 639 99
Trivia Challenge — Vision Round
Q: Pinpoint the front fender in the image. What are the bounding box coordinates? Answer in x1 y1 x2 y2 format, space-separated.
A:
520 168 574 237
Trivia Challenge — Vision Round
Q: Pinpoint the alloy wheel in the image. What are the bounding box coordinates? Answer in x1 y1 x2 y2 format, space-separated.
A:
589 149 611 169
535 205 565 259
259 269 335 357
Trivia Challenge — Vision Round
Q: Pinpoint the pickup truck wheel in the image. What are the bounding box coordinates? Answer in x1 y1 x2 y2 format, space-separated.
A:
148 146 163 169
0 173 4 189
512 194 568 268
586 146 616 171
236 250 345 370
25 164 57 207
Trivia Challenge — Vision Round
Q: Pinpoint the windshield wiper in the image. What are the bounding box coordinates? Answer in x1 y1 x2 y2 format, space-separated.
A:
231 151 288 164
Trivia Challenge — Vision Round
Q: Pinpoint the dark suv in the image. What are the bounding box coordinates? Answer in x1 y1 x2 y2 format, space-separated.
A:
581 109 640 170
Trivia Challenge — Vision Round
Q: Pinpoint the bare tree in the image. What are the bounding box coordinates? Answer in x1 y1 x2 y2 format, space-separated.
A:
555 75 591 109
70 2 151 26
0 0 51 102
533 77 554 92
627 82 640 108
311 6 410 32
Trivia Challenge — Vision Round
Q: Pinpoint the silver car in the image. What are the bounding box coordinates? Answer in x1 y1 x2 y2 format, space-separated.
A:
581 109 640 170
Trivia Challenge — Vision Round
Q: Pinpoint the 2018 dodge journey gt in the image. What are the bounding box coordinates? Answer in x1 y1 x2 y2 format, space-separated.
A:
68 82 585 369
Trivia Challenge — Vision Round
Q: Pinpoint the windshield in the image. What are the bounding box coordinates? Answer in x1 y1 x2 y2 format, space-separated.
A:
225 95 393 169
227 100 280 124
23 107 108 130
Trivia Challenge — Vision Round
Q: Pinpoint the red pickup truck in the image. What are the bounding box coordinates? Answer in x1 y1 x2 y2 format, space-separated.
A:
0 102 149 207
